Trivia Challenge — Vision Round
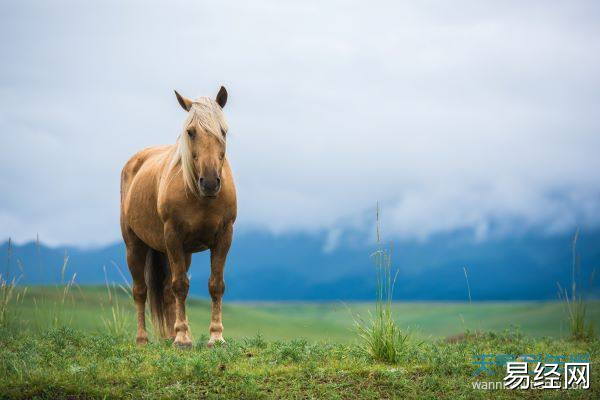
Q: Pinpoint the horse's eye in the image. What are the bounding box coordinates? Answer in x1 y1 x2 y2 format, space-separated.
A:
219 152 225 161
221 128 227 138
187 128 196 139
192 153 197 160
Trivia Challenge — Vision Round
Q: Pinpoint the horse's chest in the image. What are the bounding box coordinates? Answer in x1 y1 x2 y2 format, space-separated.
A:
180 213 223 252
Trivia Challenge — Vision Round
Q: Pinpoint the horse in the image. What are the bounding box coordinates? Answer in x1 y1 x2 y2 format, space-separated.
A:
120 86 236 348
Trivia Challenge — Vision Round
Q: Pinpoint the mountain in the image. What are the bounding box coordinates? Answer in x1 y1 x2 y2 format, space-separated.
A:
1 229 599 301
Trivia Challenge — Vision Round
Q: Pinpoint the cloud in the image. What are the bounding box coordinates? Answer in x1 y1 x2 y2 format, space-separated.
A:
1 1 599 246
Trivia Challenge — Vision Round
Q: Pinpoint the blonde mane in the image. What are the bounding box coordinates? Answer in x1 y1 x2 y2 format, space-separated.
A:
170 97 228 195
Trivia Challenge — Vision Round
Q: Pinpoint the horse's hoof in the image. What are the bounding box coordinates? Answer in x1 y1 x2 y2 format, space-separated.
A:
174 340 193 350
136 337 148 346
207 338 226 348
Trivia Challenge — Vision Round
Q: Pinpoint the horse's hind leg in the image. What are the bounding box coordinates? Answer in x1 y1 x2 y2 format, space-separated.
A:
124 230 150 345
207 223 233 347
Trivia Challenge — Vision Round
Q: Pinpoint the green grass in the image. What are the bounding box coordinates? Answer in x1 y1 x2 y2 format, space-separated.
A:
1 286 599 399
557 228 596 341
1 324 598 399
12 286 600 341
354 218 411 364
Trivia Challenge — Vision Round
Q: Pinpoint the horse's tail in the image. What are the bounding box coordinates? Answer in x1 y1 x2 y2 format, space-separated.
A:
145 249 171 338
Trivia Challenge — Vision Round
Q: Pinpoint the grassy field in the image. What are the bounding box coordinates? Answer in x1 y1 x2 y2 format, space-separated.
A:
10 286 600 341
1 286 599 398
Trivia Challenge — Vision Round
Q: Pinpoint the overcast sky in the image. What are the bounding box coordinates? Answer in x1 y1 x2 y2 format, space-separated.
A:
1 1 599 247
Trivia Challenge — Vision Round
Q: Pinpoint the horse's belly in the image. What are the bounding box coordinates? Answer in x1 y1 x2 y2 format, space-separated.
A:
185 243 209 253
128 212 166 252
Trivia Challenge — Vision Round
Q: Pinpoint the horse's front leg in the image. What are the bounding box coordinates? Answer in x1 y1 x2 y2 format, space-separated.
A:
164 221 193 348
207 223 233 347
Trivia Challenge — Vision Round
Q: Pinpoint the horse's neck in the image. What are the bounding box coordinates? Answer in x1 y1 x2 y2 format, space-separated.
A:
160 145 188 191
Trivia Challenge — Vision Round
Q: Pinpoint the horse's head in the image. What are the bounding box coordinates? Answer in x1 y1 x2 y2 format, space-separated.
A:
174 87 228 198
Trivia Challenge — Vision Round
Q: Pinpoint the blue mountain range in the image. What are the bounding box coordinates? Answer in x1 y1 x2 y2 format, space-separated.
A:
1 229 598 301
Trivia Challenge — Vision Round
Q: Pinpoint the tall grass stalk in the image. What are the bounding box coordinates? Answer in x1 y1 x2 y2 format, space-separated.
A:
354 203 409 364
50 252 77 328
463 267 472 305
557 228 594 341
5 237 12 282
1 238 27 329
101 264 132 336
0 273 27 329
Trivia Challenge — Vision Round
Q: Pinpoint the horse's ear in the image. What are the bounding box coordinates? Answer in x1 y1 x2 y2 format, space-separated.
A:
216 86 228 108
174 90 193 112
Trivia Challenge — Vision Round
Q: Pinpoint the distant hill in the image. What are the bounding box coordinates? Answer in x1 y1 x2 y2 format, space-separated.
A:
1 229 599 301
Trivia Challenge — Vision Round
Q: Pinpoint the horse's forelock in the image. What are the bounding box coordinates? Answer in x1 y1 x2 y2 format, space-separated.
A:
169 97 227 196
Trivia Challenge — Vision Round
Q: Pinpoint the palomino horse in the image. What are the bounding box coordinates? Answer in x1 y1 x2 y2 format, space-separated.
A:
120 86 236 348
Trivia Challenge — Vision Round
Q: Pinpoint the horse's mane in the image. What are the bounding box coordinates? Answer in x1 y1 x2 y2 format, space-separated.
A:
170 97 228 196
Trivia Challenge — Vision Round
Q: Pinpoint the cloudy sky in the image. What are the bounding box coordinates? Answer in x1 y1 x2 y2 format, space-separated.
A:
1 1 599 247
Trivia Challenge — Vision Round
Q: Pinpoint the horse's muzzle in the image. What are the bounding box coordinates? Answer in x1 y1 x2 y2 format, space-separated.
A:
199 176 221 197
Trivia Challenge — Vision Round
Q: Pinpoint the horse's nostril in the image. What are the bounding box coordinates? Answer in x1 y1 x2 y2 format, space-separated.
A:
216 178 221 186
199 177 204 184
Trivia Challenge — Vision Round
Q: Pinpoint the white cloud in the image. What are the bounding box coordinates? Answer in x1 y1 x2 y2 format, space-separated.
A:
1 1 599 246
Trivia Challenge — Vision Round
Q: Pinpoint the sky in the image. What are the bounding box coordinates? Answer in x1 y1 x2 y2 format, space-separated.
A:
1 1 599 247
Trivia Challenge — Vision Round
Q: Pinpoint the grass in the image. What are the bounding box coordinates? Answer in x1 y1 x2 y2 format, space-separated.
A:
354 204 412 363
0 286 599 398
558 228 596 341
100 264 133 337
0 274 26 329
1 324 598 399
6 286 600 341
